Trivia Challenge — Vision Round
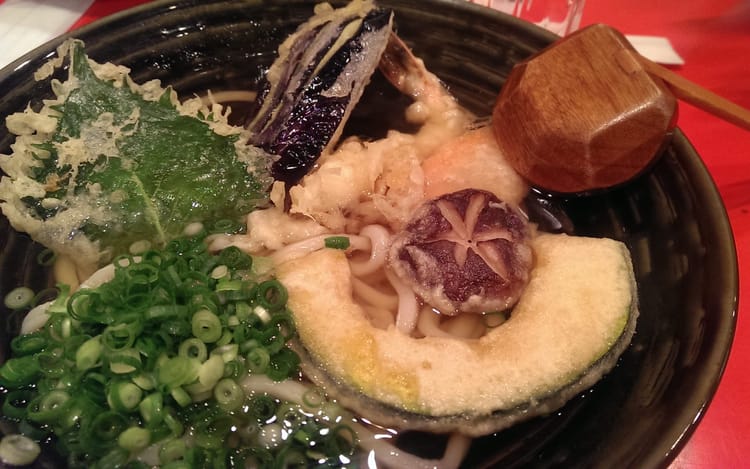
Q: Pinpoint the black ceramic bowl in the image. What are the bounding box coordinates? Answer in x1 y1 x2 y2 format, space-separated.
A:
0 1 738 468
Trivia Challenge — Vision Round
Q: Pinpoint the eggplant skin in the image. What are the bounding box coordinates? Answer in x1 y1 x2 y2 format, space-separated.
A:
246 0 393 185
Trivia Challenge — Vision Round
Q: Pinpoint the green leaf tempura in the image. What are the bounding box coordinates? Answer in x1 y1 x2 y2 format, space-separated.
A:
0 40 272 269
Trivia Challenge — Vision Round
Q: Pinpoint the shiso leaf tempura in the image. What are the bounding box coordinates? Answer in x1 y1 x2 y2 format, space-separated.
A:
0 40 272 271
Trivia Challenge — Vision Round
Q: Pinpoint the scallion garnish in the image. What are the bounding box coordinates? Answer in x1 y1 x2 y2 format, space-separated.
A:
0 231 305 467
324 235 351 250
0 434 41 466
36 248 57 266
3 287 34 310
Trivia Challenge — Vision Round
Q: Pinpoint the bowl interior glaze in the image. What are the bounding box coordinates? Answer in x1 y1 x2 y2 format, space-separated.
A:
0 1 738 468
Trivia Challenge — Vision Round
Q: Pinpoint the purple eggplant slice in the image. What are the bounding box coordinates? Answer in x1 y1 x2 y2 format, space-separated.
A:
246 0 393 185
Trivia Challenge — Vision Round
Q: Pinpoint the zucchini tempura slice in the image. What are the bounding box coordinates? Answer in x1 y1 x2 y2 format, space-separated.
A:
0 40 271 269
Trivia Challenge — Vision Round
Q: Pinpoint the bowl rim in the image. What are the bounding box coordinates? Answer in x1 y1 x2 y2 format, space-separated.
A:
645 128 739 467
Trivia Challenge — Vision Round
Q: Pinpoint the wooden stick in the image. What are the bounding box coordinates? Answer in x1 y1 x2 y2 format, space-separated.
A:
639 55 750 131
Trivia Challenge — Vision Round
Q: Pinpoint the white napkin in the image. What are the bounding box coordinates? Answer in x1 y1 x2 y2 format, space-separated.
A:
626 35 685 66
0 0 94 70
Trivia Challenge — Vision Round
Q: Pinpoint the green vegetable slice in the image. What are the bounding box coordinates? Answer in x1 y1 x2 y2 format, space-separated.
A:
4 287 34 310
0 40 272 268
0 434 41 466
0 231 306 466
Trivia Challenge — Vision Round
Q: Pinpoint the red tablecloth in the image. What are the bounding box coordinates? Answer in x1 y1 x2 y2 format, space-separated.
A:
71 1 749 467
581 2 750 468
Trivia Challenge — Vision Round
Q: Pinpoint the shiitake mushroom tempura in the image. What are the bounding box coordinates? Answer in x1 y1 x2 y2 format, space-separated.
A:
0 1 638 467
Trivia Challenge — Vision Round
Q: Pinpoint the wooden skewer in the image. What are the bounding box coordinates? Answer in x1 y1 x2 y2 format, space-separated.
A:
638 56 750 131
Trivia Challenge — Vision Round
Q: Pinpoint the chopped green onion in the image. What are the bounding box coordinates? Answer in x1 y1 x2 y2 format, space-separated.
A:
246 347 271 374
191 309 222 343
212 218 243 234
213 378 244 411
4 287 34 310
0 230 306 466
132 372 156 391
16 420 49 441
215 329 233 347
76 336 103 371
223 359 244 380
217 246 252 270
293 428 311 444
0 355 40 388
45 313 72 342
255 280 288 312
159 318 191 337
275 447 307 467
163 410 184 437
253 306 271 323
0 434 41 466
63 334 90 362
80 372 108 404
108 348 143 374
158 356 199 388
113 254 136 269
193 414 235 450
324 235 351 250
276 403 303 428
2 390 34 420
102 323 141 351
139 392 164 425
26 390 71 424
118 426 151 453
266 347 300 382
302 387 326 409
170 387 192 408
159 438 187 464
32 286 60 307
197 355 225 388
127 262 160 286
107 381 143 412
210 265 229 280
483 310 508 328
327 424 359 457
234 447 274 468
271 311 297 341
36 248 57 266
211 343 238 363
96 446 130 468
249 395 278 422
10 332 47 356
66 289 100 322
37 350 66 377
89 411 128 442
179 338 208 362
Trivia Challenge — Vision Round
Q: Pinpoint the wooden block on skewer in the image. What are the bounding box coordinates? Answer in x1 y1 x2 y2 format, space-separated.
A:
493 24 750 194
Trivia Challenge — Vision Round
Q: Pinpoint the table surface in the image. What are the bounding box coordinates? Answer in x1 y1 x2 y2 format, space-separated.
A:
43 0 750 467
